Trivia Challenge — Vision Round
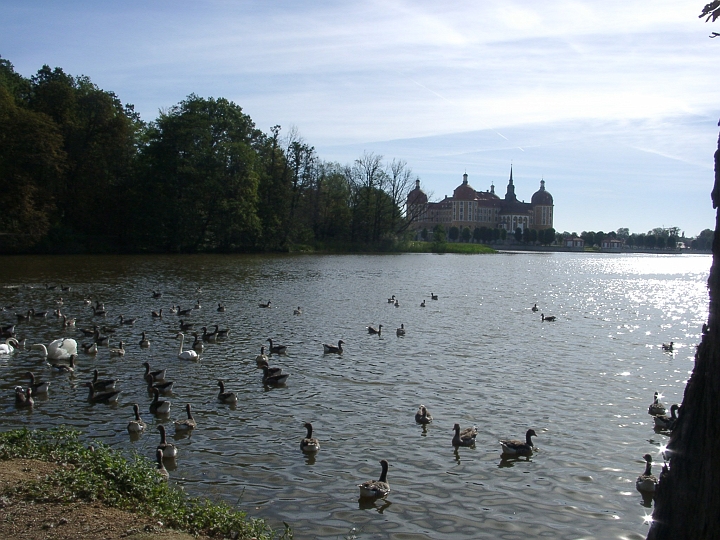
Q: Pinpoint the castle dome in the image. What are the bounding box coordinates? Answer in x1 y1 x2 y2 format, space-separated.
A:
531 179 553 205
453 173 477 201
407 179 428 205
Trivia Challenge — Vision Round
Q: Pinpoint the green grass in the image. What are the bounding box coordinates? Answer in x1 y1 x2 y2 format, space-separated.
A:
400 241 496 254
0 427 289 539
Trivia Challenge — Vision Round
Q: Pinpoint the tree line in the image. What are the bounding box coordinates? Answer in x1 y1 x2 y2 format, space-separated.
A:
0 57 422 254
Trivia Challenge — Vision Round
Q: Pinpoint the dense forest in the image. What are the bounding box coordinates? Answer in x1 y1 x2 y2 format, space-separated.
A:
0 56 422 254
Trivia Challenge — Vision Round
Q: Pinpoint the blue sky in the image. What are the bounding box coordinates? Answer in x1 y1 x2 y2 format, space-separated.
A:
3 0 719 235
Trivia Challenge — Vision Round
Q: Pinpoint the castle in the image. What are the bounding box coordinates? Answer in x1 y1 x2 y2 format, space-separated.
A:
406 167 554 234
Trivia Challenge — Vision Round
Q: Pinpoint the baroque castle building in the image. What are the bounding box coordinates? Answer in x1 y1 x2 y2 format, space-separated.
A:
407 167 554 233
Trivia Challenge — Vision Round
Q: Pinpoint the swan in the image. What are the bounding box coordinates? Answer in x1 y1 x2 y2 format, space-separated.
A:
155 449 169 481
127 403 146 433
0 337 19 355
396 324 406 336
323 340 344 354
367 325 382 335
174 403 197 432
31 338 78 361
500 429 537 457
143 362 166 382
636 454 658 493
267 338 288 354
654 403 680 430
83 381 121 404
149 388 171 414
415 405 432 424
358 460 390 499
139 332 150 348
157 425 177 458
26 372 49 394
452 423 478 447
175 333 199 361
217 380 238 403
91 369 117 392
541 313 556 322
648 392 666 416
262 365 289 385
301 422 320 453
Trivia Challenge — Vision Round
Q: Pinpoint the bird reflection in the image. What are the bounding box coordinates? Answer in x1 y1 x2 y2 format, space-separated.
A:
498 455 532 468
640 491 654 508
358 497 391 513
304 452 317 466
420 424 429 437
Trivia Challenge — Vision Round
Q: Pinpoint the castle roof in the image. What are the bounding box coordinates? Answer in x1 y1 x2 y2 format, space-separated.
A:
531 179 553 205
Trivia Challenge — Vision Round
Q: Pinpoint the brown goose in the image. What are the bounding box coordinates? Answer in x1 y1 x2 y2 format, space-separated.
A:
156 424 177 458
127 403 147 433
83 381 121 404
323 340 344 354
500 429 537 457
358 459 390 499
155 449 169 481
217 380 238 404
300 422 320 453
415 405 432 424
174 403 197 432
452 423 477 447
636 454 658 493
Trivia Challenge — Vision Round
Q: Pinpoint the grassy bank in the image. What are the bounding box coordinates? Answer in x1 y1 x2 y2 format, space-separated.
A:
0 427 288 539
291 240 497 254
400 241 496 254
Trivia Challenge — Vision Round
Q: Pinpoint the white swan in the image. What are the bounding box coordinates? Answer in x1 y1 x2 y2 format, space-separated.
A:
175 333 199 361
0 337 19 355
31 338 78 361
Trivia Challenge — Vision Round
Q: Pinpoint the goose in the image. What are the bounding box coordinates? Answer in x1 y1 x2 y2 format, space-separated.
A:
143 362 166 382
151 308 163 318
92 369 117 391
51 354 77 373
323 340 344 354
15 386 33 407
127 403 146 433
26 372 49 394
452 423 478 447
293 306 302 315
155 449 169 481
83 298 92 306
367 325 382 335
147 375 174 394
169 305 178 314
415 405 432 424
30 308 48 318
396 324 406 337
267 338 288 354
79 326 97 337
149 388 171 414
175 333 199 361
191 333 204 353
394 300 400 307
152 290 163 299
256 357 284 377
56 297 64 308
84 381 121 403
179 320 194 331
654 403 680 430
531 303 539 312
109 341 126 356
214 325 230 339
217 303 226 312
62 315 76 328
31 337 78 361
217 380 238 403
430 293 438 300
53 308 63 318
139 332 150 348
81 342 98 355
119 315 136 325
541 313 556 322
500 429 537 457
45 284 57 290
174 403 197 432
201 326 217 342
0 337 19 355
420 300 426 307
255 346 269 366
358 460 390 499
16 310 31 322
262 365 290 385
1 323 15 337
636 454 658 493
92 306 107 317
387 295 396 304
258 300 271 308
93 330 110 346
177 306 193 316
156 425 177 458
61 285 71 292
662 341 674 352
301 422 320 453
648 392 666 416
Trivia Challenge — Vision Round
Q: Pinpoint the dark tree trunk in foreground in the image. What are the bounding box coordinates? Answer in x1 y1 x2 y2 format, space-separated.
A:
647 128 720 539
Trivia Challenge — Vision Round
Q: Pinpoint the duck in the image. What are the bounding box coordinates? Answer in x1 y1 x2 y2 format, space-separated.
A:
217 303 226 312
26 372 49 394
174 403 197 432
267 338 288 354
81 342 98 355
31 337 78 361
662 341 674 352
358 459 390 499
0 337 20 355
118 315 136 326
155 449 169 481
532 303 539 311
190 332 204 353
387 295 396 304
156 425 177 458
256 357 284 377
175 333 199 361
396 324 406 337
636 454 658 493
420 300 426 307
92 369 117 391
452 423 478 447
262 365 289 385
541 313 557 322
127 403 147 433
430 293 438 300
258 300 271 308
149 388 171 414
300 422 320 453
143 362 166 382
214 325 230 339
323 340 344 354
139 332 150 348
654 403 680 430
500 429 537 457
51 354 77 373
109 341 126 356
217 380 238 403
293 306 302 315
151 308 163 318
255 346 270 366
648 392 666 416
415 405 432 424
367 325 382 335
147 375 174 394
15 386 33 407
83 381 121 404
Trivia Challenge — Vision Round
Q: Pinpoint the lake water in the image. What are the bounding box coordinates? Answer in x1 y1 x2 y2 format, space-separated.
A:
0 252 711 540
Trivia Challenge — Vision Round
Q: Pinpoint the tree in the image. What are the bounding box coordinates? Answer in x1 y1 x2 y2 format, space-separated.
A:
448 226 460 242
529 228 538 243
433 224 446 243
473 227 482 243
461 227 471 243
500 228 506 241
421 227 428 241
514 227 522 242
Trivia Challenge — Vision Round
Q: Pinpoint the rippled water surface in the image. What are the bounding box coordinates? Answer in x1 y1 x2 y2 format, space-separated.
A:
0 252 711 539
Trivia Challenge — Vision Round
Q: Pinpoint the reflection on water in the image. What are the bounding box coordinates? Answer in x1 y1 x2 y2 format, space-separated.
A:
0 252 710 539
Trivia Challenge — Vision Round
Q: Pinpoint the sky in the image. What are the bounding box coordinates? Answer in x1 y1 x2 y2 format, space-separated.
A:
3 0 719 236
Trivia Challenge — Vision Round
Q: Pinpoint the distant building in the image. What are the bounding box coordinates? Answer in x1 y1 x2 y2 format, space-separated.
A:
407 167 554 234
566 237 584 248
601 238 624 250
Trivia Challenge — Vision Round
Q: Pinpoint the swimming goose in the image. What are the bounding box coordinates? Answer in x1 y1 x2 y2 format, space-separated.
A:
531 303 539 311
31 337 78 361
51 354 77 373
155 449 169 481
262 365 289 385
53 308 63 318
201 326 217 342
541 313 556 322
0 337 19 355
420 300 426 307
143 362 166 382
396 324 406 337
169 305 178 314
127 403 146 433
256 358 284 377
217 303 226 312
1 323 15 337
26 371 49 394
648 392 666 416
214 325 230 339
636 454 658 493
452 423 478 447
139 332 150 348
267 338 288 354
301 422 320 453
179 320 194 331
394 300 400 307
177 306 193 316
500 429 537 457
217 380 238 403
662 341 674 352
367 325 382 335
92 369 117 391
255 346 269 366
174 403 197 432
293 306 302 315
109 341 126 356
150 388 171 414
147 375 174 394
81 342 98 355
79 326 97 337
258 300 271 308
83 381 121 403
15 386 33 407
16 310 31 322
62 315 76 328
157 424 177 458
194 299 201 310
93 330 110 346
415 405 432 424
191 333 204 353
388 295 396 303
430 293 438 300
654 403 680 430
119 315 136 326
358 459 390 499
175 333 199 361
151 308 163 318
152 290 163 299
31 308 48 318
323 340 344 354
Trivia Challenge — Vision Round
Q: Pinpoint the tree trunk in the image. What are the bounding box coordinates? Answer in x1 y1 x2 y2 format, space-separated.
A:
647 128 720 539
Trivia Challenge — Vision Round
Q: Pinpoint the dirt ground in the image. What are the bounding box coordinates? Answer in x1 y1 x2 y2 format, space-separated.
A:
0 458 212 540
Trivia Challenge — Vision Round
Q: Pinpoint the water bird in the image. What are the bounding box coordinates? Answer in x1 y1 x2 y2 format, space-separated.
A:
147 376 174 394
415 405 432 424
62 315 76 328
256 357 284 377
118 315 136 325
26 372 49 394
93 329 109 346
358 460 390 499
267 338 288 354
179 319 194 331
387 295 396 304
452 423 478 447
301 422 320 453
175 333 199 361
127 403 147 433
217 303 226 312
636 454 658 493
157 424 177 458
532 303 539 311
217 380 238 403
92 369 117 391
201 326 217 342
194 299 201 309
139 331 150 348
323 340 344 354
155 449 169 481
258 300 271 308
0 337 20 355
143 362 166 382
31 308 48 318
15 386 33 407
394 299 400 307
81 342 98 355
152 290 163 299
255 346 269 366
214 325 230 339
191 333 204 353
654 403 680 430
151 308 163 318
293 306 302 315
150 388 171 414
367 325 382 335
51 355 77 373
541 313 556 322
500 429 537 457
420 300 426 307
109 341 126 356
16 310 31 322
262 365 289 385
662 341 674 351
83 381 121 403
177 306 193 316
396 324 406 336
648 392 666 416
431 293 438 300
174 403 197 432
31 338 78 361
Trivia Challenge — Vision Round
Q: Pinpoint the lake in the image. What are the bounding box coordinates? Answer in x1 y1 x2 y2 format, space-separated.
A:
0 252 710 539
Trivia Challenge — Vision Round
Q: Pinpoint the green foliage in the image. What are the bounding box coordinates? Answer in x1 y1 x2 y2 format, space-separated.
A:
448 226 460 241
461 227 471 242
403 241 495 254
432 224 446 243
514 227 522 242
